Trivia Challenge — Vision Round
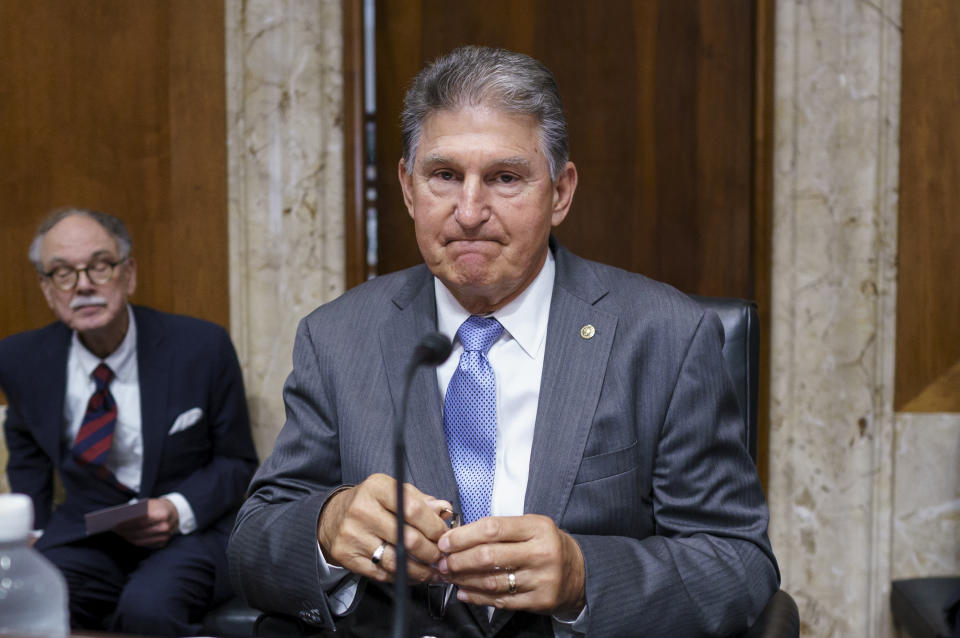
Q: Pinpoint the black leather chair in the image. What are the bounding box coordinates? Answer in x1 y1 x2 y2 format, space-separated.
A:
201 595 261 637
891 576 960 638
690 296 760 461
203 296 800 637
691 296 800 638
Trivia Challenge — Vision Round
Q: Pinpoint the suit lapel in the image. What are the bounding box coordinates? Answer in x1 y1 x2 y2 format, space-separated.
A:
379 268 460 506
134 307 170 498
523 243 617 521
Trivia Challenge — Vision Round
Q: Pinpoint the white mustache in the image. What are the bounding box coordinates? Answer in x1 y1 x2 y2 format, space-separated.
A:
70 295 107 310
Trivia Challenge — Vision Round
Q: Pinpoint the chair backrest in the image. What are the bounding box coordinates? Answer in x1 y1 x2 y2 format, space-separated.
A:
689 297 801 638
689 295 759 464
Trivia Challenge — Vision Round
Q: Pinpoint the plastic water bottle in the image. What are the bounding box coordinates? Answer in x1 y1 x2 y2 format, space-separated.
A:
0 493 69 636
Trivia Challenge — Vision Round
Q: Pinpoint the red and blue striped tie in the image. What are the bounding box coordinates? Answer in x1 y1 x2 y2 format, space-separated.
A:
72 363 125 488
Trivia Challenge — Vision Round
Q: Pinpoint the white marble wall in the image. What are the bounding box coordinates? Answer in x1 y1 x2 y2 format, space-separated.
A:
225 0 345 456
892 413 960 578
770 1 960 636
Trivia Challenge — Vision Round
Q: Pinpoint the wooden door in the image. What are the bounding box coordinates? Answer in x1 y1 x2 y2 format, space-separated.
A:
366 0 763 301
895 0 960 412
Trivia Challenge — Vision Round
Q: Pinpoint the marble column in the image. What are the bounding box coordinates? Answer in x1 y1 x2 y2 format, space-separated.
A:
769 0 900 635
770 1 960 636
225 0 345 456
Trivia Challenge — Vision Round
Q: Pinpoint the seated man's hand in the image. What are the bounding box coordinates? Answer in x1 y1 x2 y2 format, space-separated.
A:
317 473 453 585
112 498 180 548
437 514 586 618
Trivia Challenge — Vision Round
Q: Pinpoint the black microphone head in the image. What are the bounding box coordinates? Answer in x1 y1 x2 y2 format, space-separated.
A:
414 332 453 366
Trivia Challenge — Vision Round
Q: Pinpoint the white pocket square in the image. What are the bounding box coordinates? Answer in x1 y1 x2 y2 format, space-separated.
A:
168 407 203 434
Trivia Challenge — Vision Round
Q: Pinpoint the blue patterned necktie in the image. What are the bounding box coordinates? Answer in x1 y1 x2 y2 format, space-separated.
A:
444 315 504 523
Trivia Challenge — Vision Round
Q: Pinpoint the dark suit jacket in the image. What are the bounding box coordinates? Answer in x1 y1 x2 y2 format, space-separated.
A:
229 240 779 636
1 305 258 550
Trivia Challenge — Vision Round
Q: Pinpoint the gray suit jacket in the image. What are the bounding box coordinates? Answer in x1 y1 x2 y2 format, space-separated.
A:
229 240 779 636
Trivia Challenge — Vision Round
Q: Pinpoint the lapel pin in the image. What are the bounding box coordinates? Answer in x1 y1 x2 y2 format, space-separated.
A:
580 324 595 340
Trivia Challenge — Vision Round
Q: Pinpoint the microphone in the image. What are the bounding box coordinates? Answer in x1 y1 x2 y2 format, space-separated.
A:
410 332 454 368
393 332 452 638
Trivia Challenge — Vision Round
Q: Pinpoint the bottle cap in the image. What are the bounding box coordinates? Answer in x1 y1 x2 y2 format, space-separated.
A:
0 493 34 542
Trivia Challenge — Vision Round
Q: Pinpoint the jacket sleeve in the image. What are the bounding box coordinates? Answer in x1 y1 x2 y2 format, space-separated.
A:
2 386 55 529
227 316 344 628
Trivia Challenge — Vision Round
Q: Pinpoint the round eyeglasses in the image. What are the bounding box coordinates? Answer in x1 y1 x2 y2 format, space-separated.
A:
43 257 128 290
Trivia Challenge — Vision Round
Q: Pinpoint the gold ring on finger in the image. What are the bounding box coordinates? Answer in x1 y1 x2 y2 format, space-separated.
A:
507 570 517 594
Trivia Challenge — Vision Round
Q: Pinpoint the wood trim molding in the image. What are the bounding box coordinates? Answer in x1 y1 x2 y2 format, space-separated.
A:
343 0 367 290
752 0 775 488
901 359 960 412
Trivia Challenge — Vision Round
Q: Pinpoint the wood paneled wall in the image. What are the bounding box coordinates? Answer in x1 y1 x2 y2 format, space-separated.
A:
0 1 229 353
369 0 760 300
896 1 960 412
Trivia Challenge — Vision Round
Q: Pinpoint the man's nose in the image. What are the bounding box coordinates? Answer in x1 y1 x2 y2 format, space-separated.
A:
454 176 490 228
75 269 96 291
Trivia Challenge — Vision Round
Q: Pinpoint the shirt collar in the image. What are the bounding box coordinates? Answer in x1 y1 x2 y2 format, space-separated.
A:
435 249 555 359
72 304 138 380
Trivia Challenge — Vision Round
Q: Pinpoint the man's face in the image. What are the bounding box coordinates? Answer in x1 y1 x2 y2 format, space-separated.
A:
38 214 136 342
399 106 577 313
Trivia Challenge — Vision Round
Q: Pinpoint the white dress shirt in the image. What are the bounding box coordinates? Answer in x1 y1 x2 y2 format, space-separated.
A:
63 305 196 534
434 251 554 519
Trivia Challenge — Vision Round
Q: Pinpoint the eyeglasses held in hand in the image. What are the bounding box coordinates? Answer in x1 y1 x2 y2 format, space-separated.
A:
427 509 461 619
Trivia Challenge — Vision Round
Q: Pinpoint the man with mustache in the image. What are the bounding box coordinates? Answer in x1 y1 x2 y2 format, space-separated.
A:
0 208 258 635
230 46 778 636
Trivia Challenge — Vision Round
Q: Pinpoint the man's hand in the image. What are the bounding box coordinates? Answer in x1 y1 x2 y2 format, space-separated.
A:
437 514 586 617
317 473 454 585
112 498 180 548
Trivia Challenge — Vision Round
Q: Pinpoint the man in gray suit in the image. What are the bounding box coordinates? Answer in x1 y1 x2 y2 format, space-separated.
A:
229 46 779 636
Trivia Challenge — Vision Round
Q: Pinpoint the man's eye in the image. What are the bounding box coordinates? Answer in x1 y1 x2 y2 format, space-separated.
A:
51 267 73 280
497 173 518 184
89 261 113 274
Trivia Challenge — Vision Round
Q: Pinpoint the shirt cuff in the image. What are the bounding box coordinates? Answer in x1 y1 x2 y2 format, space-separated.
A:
316 540 361 615
551 602 588 636
162 492 197 535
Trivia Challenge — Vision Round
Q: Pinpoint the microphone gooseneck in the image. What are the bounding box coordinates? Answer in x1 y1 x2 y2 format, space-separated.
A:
393 332 452 638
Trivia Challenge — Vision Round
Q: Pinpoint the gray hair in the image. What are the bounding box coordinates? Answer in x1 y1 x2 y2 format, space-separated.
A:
400 46 569 180
28 207 133 272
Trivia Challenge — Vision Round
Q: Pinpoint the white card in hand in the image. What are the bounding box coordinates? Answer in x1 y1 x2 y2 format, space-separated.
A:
84 499 148 536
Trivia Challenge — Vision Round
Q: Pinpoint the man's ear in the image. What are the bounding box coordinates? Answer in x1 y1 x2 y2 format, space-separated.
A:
550 161 578 227
38 275 56 311
123 257 138 297
398 158 416 219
